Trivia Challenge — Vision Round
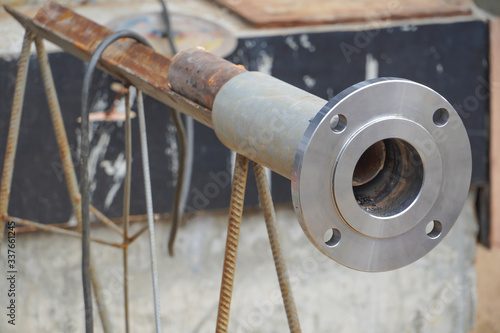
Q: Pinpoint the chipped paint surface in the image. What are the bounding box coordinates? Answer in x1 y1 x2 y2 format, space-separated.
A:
101 152 126 209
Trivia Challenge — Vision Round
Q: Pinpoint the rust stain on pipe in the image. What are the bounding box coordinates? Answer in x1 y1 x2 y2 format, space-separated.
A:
168 48 246 109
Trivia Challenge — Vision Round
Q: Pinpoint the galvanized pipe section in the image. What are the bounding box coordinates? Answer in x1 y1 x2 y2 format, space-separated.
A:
212 72 326 179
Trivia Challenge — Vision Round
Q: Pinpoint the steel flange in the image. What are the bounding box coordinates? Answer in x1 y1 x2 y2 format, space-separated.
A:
291 78 472 272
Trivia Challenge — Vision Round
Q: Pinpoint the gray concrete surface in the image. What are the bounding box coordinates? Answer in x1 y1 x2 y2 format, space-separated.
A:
0 191 477 332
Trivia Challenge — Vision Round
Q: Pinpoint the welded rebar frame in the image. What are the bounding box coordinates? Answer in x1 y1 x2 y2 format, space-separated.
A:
0 31 163 332
1 8 302 332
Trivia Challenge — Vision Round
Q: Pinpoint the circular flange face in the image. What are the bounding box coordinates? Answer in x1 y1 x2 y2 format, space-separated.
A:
291 78 472 272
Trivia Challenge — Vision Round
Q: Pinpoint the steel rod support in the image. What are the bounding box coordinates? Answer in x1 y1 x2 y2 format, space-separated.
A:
216 154 248 333
253 162 301 333
0 32 33 248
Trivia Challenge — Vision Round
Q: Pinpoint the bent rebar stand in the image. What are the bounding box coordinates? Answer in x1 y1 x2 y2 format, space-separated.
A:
0 31 162 333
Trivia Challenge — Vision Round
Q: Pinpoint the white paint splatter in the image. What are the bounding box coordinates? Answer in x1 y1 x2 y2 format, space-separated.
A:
303 75 316 89
436 63 444 73
88 131 112 195
92 98 109 113
365 53 379 80
401 25 418 32
285 36 299 51
101 152 126 209
299 34 316 52
257 50 274 75
165 122 179 186
245 40 257 48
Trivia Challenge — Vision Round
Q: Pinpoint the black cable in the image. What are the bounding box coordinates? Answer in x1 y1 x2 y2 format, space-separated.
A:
80 30 152 333
157 0 194 256
158 0 177 54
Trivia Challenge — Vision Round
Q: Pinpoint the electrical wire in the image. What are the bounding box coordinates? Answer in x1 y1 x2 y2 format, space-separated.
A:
80 30 154 333
158 0 195 256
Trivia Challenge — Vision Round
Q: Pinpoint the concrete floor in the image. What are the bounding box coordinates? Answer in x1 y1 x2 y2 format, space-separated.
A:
0 192 478 332
475 246 500 332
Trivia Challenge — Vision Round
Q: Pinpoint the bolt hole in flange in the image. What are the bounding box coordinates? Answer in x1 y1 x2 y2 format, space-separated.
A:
426 220 442 239
330 114 347 133
433 108 449 126
352 138 424 217
324 228 341 247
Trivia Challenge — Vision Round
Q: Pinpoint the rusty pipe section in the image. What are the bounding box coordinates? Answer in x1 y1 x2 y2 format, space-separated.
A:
168 49 386 183
168 49 472 272
168 48 246 109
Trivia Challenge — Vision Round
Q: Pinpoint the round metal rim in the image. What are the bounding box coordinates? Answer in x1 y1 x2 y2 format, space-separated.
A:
333 118 442 238
291 78 472 272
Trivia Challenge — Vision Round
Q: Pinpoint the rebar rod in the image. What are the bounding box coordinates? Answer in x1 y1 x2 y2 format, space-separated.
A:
7 216 122 248
215 153 248 333
0 32 33 249
253 162 301 333
123 91 132 333
137 91 162 332
90 205 124 236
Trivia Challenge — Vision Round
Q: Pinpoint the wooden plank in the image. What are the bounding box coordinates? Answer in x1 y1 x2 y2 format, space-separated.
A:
215 0 473 28
490 18 500 248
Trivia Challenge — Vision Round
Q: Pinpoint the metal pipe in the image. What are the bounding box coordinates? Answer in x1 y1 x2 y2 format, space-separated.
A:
168 49 472 271
168 47 246 109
